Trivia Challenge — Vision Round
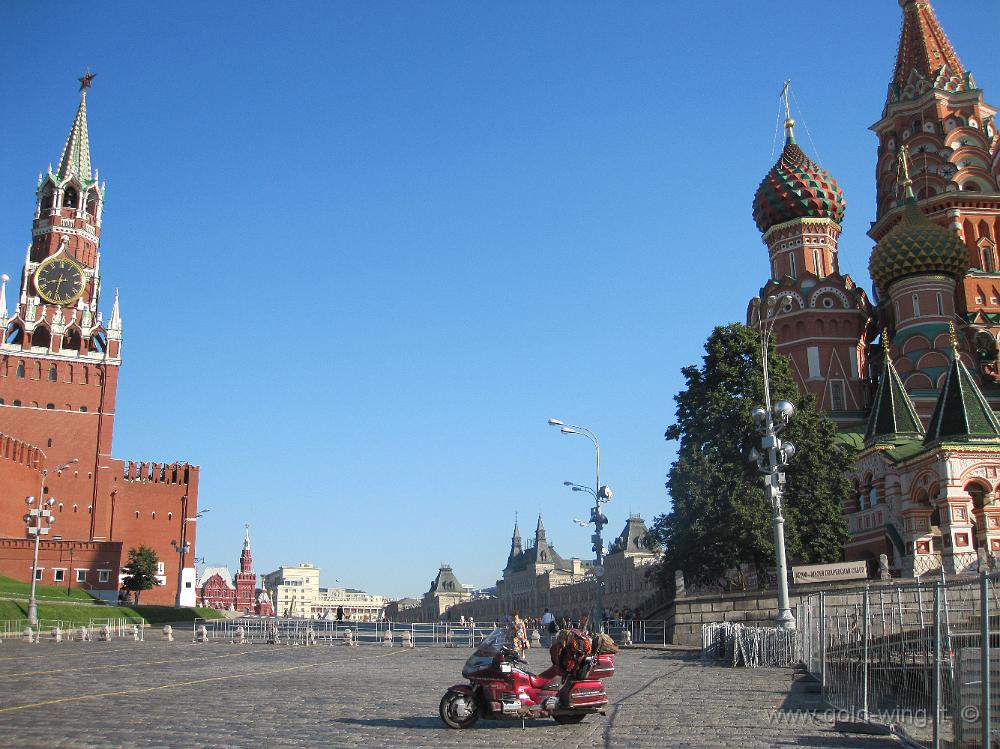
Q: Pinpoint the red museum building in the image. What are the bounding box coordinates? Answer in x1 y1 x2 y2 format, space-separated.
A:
0 75 201 605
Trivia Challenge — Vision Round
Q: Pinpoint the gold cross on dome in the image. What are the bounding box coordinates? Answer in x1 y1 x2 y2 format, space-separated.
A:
948 321 959 356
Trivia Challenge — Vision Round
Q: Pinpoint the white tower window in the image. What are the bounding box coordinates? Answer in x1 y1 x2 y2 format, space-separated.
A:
912 294 921 318
936 293 944 316
789 254 797 279
807 347 820 379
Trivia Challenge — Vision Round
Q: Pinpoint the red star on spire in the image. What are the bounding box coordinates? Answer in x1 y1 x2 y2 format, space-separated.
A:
78 70 96 92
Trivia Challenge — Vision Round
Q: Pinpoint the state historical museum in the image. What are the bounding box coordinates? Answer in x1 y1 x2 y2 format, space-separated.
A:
0 75 200 606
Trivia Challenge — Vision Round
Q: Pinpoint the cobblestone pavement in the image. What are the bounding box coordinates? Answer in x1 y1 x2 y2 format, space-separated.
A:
0 639 901 748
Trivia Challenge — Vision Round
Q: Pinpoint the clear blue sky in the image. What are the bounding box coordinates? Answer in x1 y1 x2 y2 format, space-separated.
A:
1 2 997 599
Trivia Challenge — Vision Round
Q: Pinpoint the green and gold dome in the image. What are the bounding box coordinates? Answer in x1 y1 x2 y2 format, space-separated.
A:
869 196 968 294
752 124 846 234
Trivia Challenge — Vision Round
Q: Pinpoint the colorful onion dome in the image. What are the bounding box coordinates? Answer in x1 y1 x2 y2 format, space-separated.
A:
752 126 846 234
869 195 968 294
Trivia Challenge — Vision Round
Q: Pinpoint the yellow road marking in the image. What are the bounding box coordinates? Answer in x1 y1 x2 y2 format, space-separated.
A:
0 649 408 714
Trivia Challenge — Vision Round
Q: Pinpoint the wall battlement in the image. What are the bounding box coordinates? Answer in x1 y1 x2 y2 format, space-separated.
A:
0 432 44 471
121 460 199 486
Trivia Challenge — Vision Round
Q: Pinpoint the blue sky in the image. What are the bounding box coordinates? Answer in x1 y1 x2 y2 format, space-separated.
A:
1 2 998 599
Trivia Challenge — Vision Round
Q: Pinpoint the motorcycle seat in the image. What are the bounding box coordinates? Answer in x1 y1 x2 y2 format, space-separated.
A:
525 663 562 690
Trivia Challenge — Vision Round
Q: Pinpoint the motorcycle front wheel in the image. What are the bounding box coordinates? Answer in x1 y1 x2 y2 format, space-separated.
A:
439 690 480 729
553 712 586 725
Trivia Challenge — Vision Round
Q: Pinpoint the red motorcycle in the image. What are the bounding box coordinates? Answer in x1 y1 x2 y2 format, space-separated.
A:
439 626 614 729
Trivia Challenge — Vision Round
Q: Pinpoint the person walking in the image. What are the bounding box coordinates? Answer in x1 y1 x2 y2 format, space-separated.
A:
541 607 556 645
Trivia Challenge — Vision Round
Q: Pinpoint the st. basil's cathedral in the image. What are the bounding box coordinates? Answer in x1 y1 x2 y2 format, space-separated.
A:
748 0 1000 576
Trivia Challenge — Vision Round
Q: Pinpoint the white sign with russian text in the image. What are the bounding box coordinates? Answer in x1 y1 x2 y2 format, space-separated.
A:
792 561 868 585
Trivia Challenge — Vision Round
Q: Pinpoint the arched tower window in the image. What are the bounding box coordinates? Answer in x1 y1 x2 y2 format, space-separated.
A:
15 362 24 379
32 326 51 350
47 365 57 382
84 189 99 217
63 328 82 353
789 254 797 279
90 332 107 354
936 293 944 316
813 249 823 277
5 323 23 345
912 294 921 318
39 185 54 211
63 186 78 209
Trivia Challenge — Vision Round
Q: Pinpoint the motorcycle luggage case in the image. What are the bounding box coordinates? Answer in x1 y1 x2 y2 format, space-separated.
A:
565 680 608 709
589 652 615 679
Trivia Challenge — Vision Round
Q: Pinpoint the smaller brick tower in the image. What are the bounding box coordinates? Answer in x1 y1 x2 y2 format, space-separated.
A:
234 524 256 613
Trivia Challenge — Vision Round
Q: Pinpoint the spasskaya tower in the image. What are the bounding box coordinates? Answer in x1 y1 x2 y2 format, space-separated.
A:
0 74 201 606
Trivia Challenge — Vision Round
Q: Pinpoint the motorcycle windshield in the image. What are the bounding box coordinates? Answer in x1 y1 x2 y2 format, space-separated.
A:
461 627 513 678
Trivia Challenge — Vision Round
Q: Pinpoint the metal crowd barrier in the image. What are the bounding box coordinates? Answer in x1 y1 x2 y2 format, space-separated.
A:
797 571 1000 749
193 617 499 646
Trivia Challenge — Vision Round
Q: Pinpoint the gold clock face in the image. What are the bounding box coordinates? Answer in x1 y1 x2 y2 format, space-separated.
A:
34 256 85 305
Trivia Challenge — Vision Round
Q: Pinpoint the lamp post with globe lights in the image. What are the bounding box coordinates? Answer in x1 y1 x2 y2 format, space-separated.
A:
24 458 78 625
172 504 208 607
548 420 613 631
749 295 797 630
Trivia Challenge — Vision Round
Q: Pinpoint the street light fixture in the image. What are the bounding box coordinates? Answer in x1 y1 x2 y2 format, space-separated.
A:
25 458 77 626
749 295 797 630
172 505 209 607
548 419 612 631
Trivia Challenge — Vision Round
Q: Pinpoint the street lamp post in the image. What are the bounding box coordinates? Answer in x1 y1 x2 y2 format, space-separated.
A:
749 296 797 630
548 420 613 632
24 458 78 625
172 503 208 608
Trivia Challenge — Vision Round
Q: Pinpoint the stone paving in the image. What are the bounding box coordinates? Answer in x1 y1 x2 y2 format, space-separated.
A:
0 638 902 748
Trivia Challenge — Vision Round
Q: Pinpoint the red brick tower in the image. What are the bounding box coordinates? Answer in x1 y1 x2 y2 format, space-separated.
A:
0 76 201 606
748 86 873 426
235 524 256 613
869 0 1000 396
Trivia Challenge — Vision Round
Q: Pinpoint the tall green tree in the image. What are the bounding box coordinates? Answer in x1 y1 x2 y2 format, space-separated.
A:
650 323 851 593
121 545 161 606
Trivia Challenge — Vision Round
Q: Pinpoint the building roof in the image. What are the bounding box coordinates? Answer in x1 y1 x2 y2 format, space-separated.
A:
864 351 924 446
752 124 845 234
924 343 1000 445
610 515 655 556
56 90 93 184
430 565 463 594
199 566 234 589
887 0 971 108
869 195 968 295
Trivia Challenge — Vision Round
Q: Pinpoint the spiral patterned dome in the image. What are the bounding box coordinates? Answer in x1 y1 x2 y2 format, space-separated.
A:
869 197 968 294
752 137 846 234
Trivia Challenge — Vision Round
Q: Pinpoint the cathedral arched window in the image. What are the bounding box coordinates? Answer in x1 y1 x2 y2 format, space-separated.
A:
912 294 921 318
869 486 878 507
85 189 99 217
63 186 78 209
48 365 57 382
15 362 24 379
967 483 989 511
936 293 944 316
789 254 797 279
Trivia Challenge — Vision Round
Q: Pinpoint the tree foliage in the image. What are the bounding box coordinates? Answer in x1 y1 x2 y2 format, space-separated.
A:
121 545 161 606
650 323 851 593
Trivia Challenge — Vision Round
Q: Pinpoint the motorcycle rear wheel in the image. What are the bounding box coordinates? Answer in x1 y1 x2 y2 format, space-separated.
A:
553 713 587 725
439 691 479 729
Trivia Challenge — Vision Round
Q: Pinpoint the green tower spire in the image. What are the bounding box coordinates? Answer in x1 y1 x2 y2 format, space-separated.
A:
55 71 95 182
864 330 924 447
923 323 1000 445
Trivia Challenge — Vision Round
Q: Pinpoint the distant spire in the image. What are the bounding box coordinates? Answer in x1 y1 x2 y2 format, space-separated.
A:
243 523 251 550
0 274 8 323
107 288 122 333
535 514 547 544
780 79 796 145
56 73 94 182
889 0 969 106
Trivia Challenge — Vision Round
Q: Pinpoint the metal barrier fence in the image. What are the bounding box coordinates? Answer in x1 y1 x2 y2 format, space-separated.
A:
798 571 1000 749
702 621 797 668
194 618 500 646
0 616 135 639
195 617 668 646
